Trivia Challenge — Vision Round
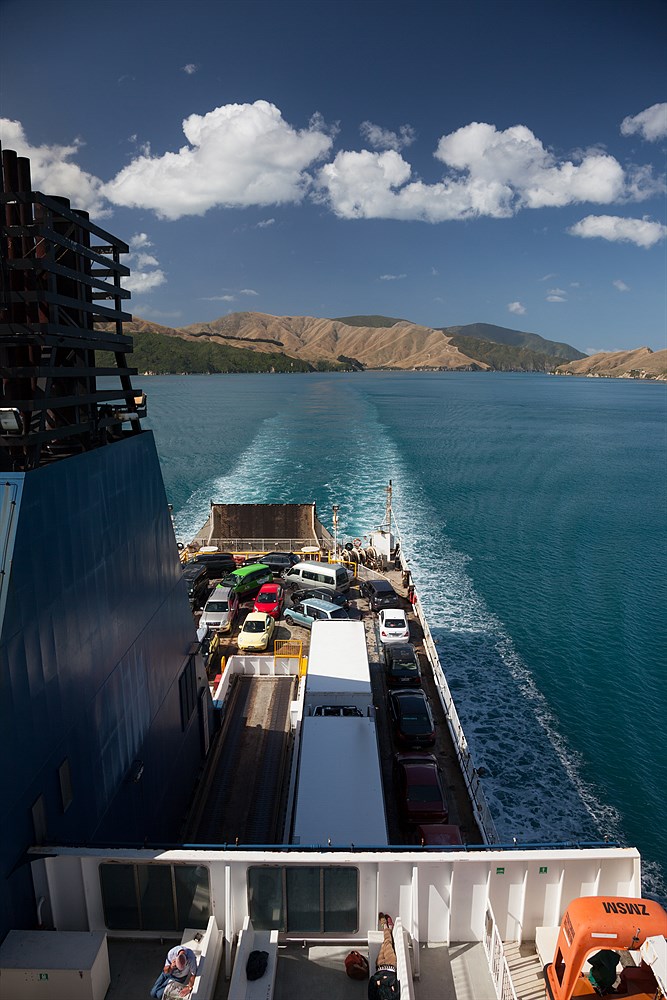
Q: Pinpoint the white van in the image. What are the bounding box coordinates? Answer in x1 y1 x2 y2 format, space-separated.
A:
283 560 352 593
199 585 239 633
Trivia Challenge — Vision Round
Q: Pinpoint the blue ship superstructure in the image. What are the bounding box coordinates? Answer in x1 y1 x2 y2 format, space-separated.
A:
0 145 212 939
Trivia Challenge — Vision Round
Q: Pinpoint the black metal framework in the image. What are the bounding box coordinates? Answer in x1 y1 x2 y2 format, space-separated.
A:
0 144 144 472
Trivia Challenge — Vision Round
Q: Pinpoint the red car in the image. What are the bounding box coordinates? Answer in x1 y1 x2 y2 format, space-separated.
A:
393 753 449 825
253 582 284 620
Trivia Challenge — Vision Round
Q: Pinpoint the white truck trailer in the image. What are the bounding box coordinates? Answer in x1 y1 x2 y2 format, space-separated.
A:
304 620 372 715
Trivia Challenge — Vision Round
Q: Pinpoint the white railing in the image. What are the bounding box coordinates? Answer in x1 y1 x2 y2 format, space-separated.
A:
484 902 519 1000
389 517 499 844
414 593 499 843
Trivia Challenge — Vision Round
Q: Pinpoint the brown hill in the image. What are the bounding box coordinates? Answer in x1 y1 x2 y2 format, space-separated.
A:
175 312 487 370
556 347 667 381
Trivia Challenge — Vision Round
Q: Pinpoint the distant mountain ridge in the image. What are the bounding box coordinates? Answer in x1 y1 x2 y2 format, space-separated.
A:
118 311 587 373
440 322 587 361
177 312 488 370
556 347 667 380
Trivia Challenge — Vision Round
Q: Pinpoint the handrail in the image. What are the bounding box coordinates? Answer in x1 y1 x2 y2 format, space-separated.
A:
484 901 519 1000
390 514 500 844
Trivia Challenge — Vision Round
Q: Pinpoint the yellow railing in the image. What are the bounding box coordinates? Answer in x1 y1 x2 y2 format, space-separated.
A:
274 639 303 663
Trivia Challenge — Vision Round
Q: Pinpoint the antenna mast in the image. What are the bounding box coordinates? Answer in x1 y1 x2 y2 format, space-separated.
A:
384 480 393 531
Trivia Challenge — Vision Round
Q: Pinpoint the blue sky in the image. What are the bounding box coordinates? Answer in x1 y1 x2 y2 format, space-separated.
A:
1 0 666 353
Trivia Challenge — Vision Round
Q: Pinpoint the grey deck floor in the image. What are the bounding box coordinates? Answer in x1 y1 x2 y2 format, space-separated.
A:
106 937 501 1000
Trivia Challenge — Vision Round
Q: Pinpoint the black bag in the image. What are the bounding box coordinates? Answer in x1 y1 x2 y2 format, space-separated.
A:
246 949 269 980
368 968 401 999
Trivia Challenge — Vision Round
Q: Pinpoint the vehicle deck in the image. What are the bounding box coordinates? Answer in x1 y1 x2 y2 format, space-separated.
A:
186 675 296 844
189 563 481 847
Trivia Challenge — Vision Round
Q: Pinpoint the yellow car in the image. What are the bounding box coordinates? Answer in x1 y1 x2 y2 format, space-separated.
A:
237 612 275 652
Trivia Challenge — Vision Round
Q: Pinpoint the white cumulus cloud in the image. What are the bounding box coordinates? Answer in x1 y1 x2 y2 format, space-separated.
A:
568 214 667 248
183 63 198 75
320 121 658 222
125 270 166 293
360 121 416 151
379 273 407 281
435 122 628 209
613 279 630 292
103 100 333 219
546 293 566 303
0 118 108 215
125 233 166 293
508 301 526 315
621 103 667 141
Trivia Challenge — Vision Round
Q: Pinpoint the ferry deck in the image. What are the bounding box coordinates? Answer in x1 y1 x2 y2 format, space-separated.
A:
14 555 645 1000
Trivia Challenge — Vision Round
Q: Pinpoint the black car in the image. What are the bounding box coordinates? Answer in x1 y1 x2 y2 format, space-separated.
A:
289 587 349 609
245 551 301 576
191 551 237 579
361 578 401 611
383 643 422 686
181 563 211 609
388 689 436 749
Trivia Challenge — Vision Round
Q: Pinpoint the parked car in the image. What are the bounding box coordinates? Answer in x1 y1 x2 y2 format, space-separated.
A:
191 551 237 578
237 611 275 652
388 689 436 748
253 582 284 620
221 563 273 600
181 563 210 610
289 587 349 609
200 584 239 633
252 551 301 576
283 561 352 593
378 608 410 644
361 578 401 610
383 643 421 686
283 597 351 629
416 824 463 846
394 753 449 824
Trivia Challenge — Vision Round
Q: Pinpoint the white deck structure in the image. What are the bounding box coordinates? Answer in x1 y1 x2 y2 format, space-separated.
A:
27 843 641 1000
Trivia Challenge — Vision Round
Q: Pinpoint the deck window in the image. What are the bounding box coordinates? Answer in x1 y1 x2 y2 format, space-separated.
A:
248 866 358 933
99 863 210 931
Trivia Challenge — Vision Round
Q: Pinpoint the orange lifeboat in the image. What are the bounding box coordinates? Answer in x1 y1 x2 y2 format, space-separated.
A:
545 895 667 1000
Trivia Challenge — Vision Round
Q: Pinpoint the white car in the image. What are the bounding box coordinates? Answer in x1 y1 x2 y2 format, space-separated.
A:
378 608 410 644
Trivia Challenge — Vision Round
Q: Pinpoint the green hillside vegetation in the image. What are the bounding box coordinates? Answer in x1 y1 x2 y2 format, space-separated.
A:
442 323 586 361
97 329 314 374
332 315 405 328
449 335 569 372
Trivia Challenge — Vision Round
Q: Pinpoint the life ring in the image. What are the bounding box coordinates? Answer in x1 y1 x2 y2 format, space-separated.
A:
353 537 362 548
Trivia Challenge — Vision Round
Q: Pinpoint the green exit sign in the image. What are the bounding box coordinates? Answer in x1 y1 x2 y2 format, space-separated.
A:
496 867 505 874
539 866 548 874
39 973 49 981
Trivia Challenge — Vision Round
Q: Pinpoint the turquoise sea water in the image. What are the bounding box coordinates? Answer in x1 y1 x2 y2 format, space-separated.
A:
142 371 666 898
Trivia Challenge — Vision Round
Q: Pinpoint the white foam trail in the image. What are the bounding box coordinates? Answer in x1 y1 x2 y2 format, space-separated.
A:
170 378 665 894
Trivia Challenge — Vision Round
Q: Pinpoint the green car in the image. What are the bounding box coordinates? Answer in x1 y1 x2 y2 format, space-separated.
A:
221 563 273 600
